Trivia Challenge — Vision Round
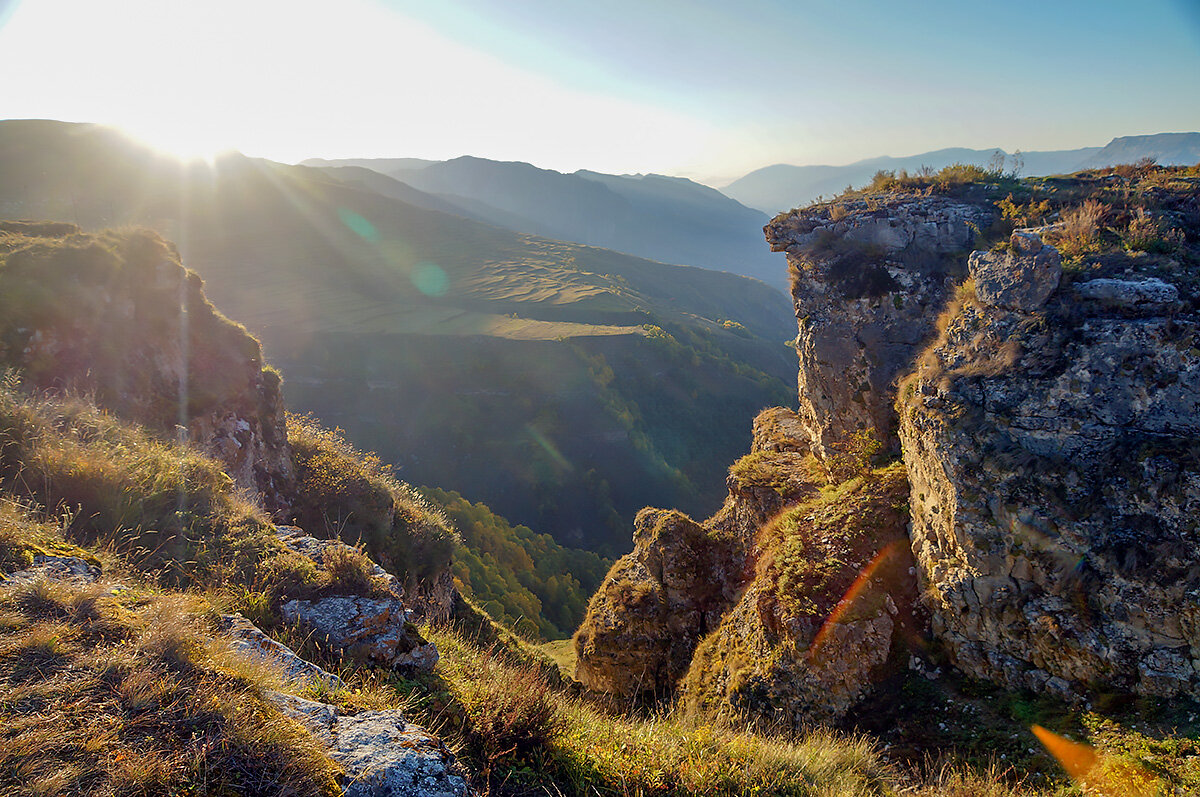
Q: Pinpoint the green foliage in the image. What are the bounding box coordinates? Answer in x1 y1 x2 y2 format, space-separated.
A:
422 486 610 640
286 413 456 587
824 428 883 483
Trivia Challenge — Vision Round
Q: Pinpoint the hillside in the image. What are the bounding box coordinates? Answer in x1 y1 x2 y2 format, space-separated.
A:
724 132 1200 213
309 154 788 291
0 119 795 556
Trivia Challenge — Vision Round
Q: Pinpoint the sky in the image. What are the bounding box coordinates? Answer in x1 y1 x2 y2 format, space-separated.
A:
0 0 1198 184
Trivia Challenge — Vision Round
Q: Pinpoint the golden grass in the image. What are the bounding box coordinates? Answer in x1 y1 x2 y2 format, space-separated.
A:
0 577 341 797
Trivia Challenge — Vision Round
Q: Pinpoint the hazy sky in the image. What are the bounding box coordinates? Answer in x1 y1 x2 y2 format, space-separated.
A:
1 0 1197 183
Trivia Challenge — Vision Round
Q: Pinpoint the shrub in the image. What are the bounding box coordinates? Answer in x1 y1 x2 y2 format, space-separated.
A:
824 428 882 483
1050 199 1107 257
1121 209 1182 253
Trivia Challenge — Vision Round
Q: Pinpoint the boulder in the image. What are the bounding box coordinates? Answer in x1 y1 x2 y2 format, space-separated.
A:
1075 277 1179 309
0 555 99 585
281 596 438 671
968 230 1062 311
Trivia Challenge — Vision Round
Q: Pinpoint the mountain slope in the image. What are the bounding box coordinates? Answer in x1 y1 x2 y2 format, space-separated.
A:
314 154 788 291
0 119 796 555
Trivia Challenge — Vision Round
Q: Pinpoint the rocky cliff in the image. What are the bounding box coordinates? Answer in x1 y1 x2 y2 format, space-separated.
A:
899 225 1200 699
765 195 993 463
574 408 918 720
0 221 293 504
580 166 1200 724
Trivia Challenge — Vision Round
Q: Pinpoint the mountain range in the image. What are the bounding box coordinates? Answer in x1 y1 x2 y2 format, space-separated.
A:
304 155 788 291
0 119 795 555
722 132 1200 213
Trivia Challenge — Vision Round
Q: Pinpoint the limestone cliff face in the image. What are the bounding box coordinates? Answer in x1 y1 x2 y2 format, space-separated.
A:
765 196 993 462
0 223 293 505
899 229 1200 699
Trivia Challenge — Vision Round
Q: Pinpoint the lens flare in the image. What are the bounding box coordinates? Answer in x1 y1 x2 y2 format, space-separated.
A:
808 538 907 662
412 261 449 297
337 208 379 241
1031 724 1097 781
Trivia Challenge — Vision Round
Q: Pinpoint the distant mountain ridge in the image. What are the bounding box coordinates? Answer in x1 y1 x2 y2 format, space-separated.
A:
723 132 1200 213
0 119 796 556
304 154 788 292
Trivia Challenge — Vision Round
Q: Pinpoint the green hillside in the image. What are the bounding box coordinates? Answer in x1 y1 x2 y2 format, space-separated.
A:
0 120 795 553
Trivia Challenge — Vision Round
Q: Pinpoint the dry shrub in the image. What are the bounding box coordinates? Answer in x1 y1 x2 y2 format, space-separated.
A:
1052 199 1107 256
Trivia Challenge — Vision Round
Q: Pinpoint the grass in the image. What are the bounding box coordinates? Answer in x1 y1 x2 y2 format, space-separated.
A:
286 413 457 589
0 577 341 797
401 626 896 797
0 371 278 588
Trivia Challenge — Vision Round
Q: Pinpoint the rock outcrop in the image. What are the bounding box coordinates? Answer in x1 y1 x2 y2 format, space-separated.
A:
575 407 919 722
274 527 440 671
573 507 746 697
0 223 293 505
899 229 1200 699
765 195 994 462
679 464 918 728
222 614 472 797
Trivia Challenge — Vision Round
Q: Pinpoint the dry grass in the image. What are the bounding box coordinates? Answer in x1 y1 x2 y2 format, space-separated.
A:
419 626 896 796
286 413 456 587
0 577 341 797
0 374 280 588
1048 199 1107 257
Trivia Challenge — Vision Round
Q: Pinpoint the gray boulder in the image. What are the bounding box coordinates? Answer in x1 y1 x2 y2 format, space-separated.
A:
968 230 1062 311
281 596 439 671
1075 277 1179 309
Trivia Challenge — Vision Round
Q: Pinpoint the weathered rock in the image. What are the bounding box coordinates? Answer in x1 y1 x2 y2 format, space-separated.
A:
281 595 438 671
899 269 1200 699
573 508 747 697
229 626 472 797
709 408 818 540
0 225 294 506
968 229 1062 311
220 612 345 689
679 464 918 727
1075 277 1179 309
0 554 99 585
330 711 472 797
765 195 994 461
